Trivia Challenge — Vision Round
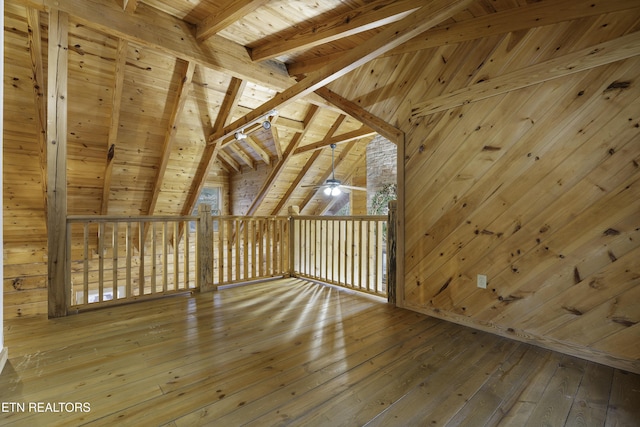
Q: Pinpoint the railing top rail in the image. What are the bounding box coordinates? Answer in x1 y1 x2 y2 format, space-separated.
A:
215 215 289 220
67 215 199 223
295 215 387 221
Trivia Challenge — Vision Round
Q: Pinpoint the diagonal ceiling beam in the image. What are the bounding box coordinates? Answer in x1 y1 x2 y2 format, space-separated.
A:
411 31 640 118
245 135 271 165
314 87 403 143
217 150 241 172
246 105 320 215
270 115 347 215
288 0 640 75
25 7 48 223
250 0 419 62
227 144 256 170
207 0 473 147
146 61 196 217
100 38 128 215
122 0 138 13
197 0 270 42
180 77 246 216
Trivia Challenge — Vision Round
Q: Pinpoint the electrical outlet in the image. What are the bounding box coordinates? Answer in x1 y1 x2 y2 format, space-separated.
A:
477 274 487 289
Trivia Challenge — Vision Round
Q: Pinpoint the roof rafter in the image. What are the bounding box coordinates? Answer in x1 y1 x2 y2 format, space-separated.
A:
246 105 320 215
249 0 419 62
180 77 246 216
217 150 241 172
207 0 473 147
146 60 196 217
245 135 271 165
227 144 256 170
288 0 640 74
197 0 270 42
411 31 640 118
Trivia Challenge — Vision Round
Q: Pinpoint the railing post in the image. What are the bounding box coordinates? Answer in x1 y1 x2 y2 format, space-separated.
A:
198 204 215 292
288 206 299 277
387 200 397 305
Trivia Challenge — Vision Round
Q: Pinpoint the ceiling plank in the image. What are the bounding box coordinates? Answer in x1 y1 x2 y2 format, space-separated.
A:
392 0 640 58
180 77 246 216
250 0 419 62
207 0 473 146
146 60 196 219
16 0 295 92
246 105 320 215
101 38 128 215
299 139 359 212
25 7 48 223
197 0 270 42
411 31 640 118
315 87 403 143
270 115 346 215
294 126 376 155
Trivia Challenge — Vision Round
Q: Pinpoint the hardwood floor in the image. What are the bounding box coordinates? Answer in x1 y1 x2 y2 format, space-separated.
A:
1 278 639 426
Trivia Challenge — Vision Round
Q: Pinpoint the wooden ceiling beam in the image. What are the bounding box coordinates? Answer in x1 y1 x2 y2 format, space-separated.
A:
411 31 640 118
250 0 419 62
100 38 128 215
293 126 376 155
25 7 48 223
272 126 284 161
217 150 242 172
245 135 271 165
227 144 256 170
235 105 305 132
146 61 195 219
207 0 473 147
197 0 270 42
288 0 640 74
315 86 403 143
122 0 138 14
180 77 246 216
15 0 295 92
246 105 320 215
270 114 346 215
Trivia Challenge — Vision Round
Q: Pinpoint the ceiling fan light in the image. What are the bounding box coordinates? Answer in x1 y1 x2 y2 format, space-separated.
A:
323 187 332 196
331 187 342 196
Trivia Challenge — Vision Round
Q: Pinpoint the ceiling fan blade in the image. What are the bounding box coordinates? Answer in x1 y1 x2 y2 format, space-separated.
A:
340 185 367 191
300 184 325 188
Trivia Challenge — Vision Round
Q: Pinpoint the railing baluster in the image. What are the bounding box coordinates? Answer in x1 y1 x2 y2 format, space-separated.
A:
83 223 89 305
126 221 132 298
151 222 157 294
163 221 168 292
113 222 119 299
98 222 105 302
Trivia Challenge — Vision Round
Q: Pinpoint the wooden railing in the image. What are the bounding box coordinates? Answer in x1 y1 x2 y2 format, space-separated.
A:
291 215 388 298
65 207 392 312
66 215 199 310
213 216 290 285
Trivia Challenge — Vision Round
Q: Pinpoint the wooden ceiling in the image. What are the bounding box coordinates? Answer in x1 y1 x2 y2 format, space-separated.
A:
4 0 640 369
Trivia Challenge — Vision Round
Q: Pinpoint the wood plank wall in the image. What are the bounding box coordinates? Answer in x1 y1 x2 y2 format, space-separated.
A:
328 9 640 372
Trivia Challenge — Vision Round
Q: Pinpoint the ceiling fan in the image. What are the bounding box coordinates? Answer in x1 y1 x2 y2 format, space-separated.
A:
303 144 367 196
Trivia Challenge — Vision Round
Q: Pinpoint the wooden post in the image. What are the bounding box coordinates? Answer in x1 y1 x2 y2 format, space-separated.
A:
198 204 215 292
47 10 69 318
288 206 299 277
387 200 397 305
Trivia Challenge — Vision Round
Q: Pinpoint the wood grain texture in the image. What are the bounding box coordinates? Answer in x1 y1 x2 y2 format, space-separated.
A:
1 279 638 425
